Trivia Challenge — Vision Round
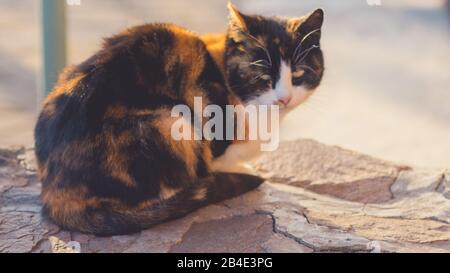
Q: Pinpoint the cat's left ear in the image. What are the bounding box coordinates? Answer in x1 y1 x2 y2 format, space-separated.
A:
302 9 324 31
289 9 324 38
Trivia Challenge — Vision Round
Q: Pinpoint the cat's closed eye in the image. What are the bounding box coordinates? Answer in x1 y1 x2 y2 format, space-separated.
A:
254 74 272 90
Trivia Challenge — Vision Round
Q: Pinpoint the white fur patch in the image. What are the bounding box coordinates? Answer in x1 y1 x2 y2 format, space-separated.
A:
247 61 312 112
216 61 314 170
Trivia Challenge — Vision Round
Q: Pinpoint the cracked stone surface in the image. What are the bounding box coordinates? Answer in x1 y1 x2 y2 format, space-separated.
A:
0 139 449 253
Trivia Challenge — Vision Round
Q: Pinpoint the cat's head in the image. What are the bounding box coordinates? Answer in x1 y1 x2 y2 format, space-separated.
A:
225 3 324 111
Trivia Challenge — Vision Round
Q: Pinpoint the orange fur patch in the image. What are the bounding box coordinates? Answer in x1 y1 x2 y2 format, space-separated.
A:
104 129 137 187
44 73 84 105
42 186 90 221
159 185 181 200
201 33 227 74
152 108 199 178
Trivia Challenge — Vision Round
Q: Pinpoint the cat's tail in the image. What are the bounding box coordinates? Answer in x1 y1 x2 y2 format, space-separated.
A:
68 173 264 236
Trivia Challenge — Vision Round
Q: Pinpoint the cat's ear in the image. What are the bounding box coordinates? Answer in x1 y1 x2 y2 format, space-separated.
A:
301 8 324 32
227 2 252 42
228 2 248 31
289 9 324 38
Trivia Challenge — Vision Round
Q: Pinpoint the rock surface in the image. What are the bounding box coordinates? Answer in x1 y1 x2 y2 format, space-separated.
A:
0 139 449 253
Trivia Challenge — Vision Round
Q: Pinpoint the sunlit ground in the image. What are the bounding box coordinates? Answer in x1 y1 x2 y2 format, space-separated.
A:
0 0 448 168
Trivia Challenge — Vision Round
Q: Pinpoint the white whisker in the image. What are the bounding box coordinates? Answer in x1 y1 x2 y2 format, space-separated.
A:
242 60 271 68
294 45 319 65
292 28 321 65
300 28 321 45
297 64 318 77
239 30 273 67
292 42 303 62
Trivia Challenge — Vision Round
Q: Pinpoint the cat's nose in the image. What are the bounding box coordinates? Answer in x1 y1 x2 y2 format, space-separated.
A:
278 97 292 106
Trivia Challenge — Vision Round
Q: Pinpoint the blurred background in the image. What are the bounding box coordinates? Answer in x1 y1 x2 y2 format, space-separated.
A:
0 0 448 168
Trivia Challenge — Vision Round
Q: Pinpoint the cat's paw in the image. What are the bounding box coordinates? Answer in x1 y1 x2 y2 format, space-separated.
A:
231 163 256 175
211 160 255 175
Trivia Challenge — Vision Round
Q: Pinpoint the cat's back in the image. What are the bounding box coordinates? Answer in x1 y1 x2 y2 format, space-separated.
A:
35 23 213 165
39 23 210 114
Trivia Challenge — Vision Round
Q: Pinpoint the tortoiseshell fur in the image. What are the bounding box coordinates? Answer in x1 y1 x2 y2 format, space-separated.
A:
35 6 325 235
35 24 263 235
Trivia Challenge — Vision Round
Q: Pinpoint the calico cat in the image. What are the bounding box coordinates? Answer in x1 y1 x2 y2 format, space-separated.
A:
34 3 324 236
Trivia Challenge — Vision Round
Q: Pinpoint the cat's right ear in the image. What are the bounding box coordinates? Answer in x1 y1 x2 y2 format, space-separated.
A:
227 2 250 42
228 2 248 31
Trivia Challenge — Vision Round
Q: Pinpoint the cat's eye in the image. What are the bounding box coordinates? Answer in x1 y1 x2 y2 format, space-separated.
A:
292 70 306 86
292 70 305 78
292 76 305 86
